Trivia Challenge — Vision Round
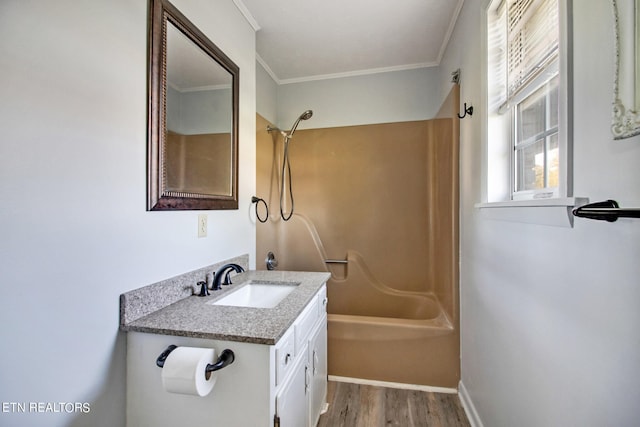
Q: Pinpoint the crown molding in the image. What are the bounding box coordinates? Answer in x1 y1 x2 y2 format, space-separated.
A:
274 62 439 86
256 54 282 84
437 0 465 64
232 0 261 31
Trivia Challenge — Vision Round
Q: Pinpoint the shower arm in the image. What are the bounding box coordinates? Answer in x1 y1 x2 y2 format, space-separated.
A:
267 125 288 138
266 110 313 139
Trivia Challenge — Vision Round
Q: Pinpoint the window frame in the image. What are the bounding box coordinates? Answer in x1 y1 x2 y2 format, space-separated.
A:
512 68 560 200
483 0 573 205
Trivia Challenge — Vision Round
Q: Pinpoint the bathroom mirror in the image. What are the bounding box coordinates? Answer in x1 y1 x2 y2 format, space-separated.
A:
147 0 239 210
612 0 640 139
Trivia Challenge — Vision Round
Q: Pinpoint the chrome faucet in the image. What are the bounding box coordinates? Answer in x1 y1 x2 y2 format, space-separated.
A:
211 263 245 290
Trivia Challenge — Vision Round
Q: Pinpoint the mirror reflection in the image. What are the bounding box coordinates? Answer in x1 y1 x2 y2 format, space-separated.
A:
165 22 233 196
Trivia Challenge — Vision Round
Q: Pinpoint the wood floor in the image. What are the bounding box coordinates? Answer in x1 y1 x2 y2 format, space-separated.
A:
317 381 471 427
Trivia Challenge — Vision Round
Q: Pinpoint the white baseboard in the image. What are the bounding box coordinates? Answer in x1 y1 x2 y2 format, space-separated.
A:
458 380 484 427
328 375 458 394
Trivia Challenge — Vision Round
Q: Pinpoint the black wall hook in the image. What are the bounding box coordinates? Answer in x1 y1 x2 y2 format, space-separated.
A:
458 103 473 119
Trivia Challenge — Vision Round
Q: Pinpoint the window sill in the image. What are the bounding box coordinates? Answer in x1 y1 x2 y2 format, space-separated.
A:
475 197 589 228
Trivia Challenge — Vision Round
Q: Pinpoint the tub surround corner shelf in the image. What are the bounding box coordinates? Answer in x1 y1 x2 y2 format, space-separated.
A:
121 270 329 427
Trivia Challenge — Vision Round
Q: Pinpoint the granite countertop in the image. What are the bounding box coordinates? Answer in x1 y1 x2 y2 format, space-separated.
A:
121 270 330 345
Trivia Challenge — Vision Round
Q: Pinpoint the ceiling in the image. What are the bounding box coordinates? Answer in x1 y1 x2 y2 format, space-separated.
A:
235 0 465 84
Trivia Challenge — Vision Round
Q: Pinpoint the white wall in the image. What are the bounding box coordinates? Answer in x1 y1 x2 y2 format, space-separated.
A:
273 67 443 129
0 1 255 426
439 1 640 426
167 87 233 134
256 61 278 124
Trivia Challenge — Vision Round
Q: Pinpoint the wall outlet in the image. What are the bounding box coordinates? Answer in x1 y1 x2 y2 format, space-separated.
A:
198 214 207 238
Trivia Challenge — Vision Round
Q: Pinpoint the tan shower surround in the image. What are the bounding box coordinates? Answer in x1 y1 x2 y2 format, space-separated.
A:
166 131 232 194
256 86 460 387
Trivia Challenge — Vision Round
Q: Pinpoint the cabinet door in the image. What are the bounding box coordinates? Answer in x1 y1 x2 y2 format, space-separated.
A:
275 347 308 427
308 317 328 427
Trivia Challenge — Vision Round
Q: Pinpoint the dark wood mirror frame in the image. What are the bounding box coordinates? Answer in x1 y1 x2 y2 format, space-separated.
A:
147 0 239 210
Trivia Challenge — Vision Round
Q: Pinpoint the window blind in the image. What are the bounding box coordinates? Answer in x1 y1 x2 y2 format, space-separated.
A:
487 0 508 112
507 0 559 97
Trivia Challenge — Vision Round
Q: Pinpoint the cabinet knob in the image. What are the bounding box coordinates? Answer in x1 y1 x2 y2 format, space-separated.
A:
284 353 291 365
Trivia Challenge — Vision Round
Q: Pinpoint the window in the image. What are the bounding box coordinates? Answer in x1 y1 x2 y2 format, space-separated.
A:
486 0 571 202
514 75 559 195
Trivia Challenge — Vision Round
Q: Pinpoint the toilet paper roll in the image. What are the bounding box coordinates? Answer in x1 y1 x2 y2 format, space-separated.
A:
161 346 217 396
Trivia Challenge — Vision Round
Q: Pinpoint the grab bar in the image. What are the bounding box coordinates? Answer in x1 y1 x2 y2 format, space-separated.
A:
572 199 640 222
325 259 348 264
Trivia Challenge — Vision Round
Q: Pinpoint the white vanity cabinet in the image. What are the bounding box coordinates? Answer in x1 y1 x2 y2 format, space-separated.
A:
308 317 328 426
275 286 327 427
275 348 308 426
126 284 327 427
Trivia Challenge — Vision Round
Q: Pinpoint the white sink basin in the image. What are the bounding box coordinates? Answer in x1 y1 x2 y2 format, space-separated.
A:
208 281 299 309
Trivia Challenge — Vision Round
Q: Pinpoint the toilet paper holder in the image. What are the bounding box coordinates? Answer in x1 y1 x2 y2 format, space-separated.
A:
156 345 235 373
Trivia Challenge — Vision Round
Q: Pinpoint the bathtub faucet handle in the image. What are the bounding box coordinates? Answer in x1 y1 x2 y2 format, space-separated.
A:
266 252 278 270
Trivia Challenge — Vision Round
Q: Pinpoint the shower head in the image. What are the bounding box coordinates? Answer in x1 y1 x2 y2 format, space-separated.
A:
299 110 314 121
287 110 313 138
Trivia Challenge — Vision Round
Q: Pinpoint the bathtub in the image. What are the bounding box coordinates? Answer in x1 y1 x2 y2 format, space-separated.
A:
326 252 459 388
329 292 453 342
